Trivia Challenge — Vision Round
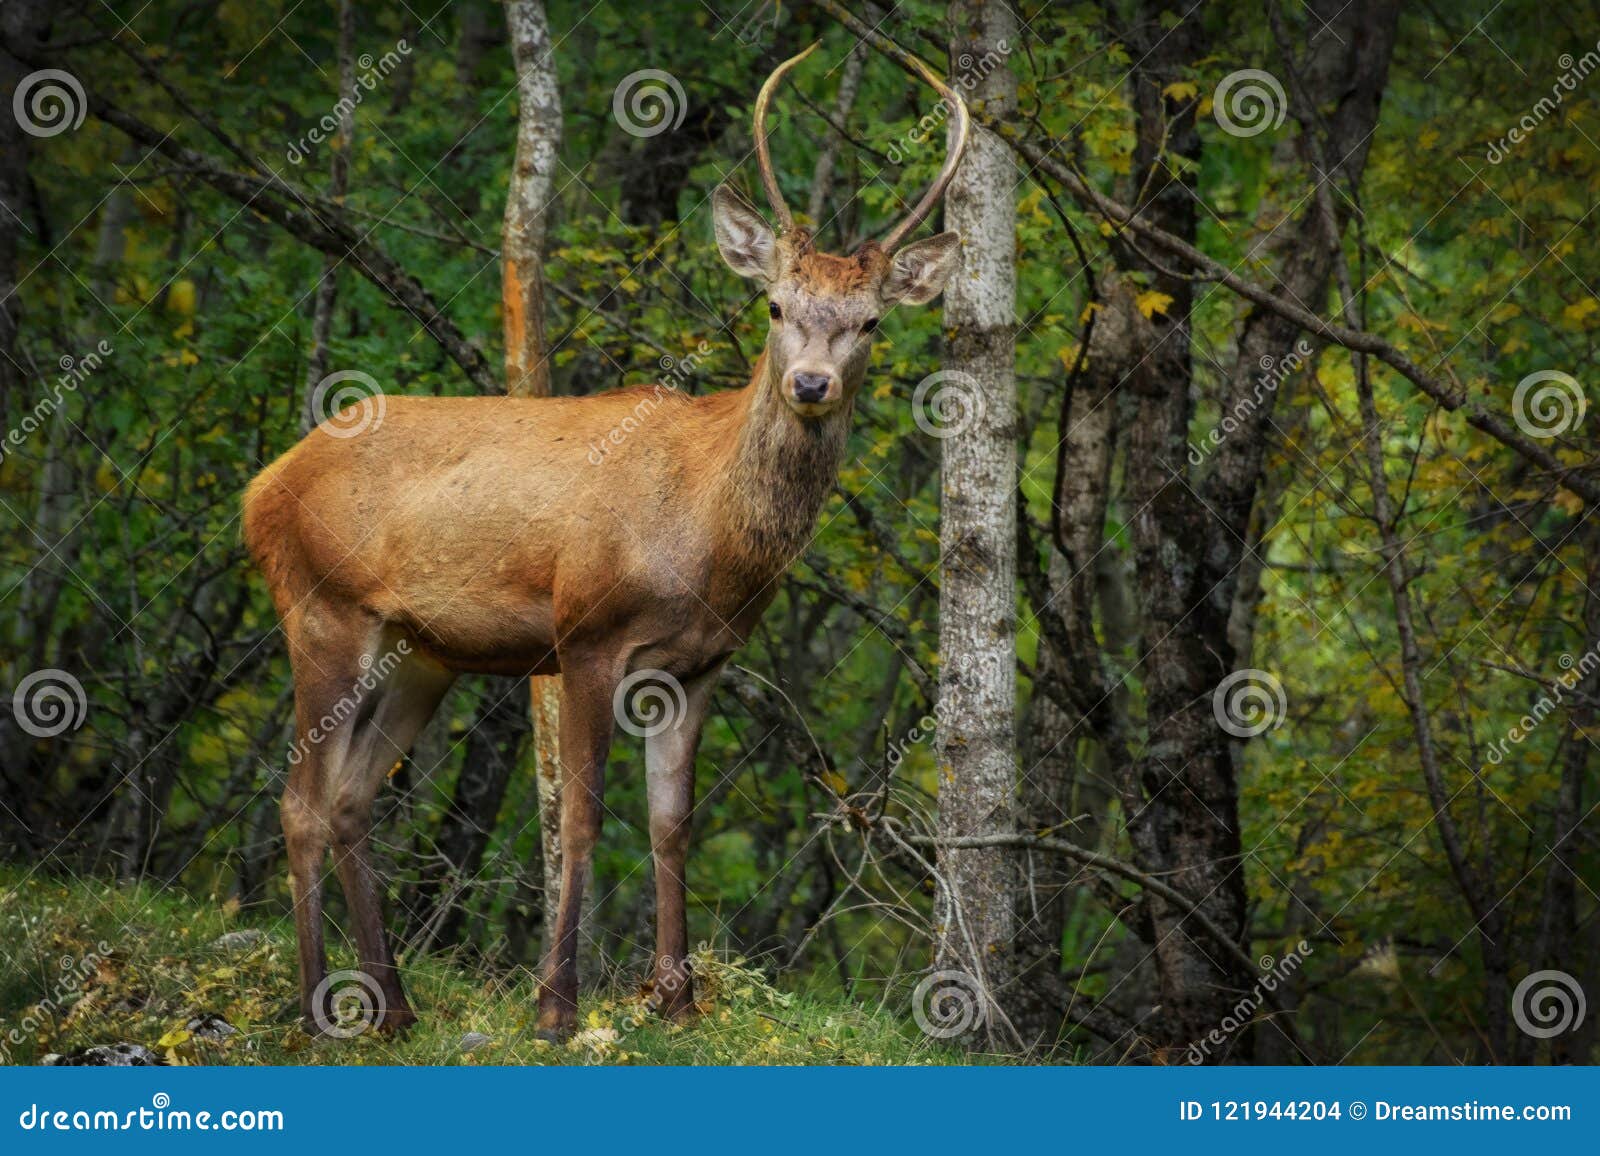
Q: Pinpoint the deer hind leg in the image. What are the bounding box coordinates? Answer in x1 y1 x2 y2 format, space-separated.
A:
281 753 331 1034
281 603 361 1035
643 663 722 1020
323 638 453 1035
536 652 620 1039
281 606 450 1036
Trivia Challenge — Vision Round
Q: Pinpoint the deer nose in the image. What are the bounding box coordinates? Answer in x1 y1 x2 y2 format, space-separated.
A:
791 372 832 404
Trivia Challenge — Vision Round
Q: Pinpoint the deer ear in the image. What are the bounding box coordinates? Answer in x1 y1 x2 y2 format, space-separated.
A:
713 186 780 282
881 232 961 306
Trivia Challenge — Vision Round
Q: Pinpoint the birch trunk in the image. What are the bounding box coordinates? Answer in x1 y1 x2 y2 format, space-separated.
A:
501 0 590 963
933 0 1018 1044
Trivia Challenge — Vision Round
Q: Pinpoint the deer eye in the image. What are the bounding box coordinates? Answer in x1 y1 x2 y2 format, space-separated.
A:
861 317 879 334
768 301 782 321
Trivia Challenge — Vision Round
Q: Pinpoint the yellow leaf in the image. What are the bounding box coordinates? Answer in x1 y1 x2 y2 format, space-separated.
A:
1135 290 1174 319
1562 297 1599 325
166 279 196 315
1162 80 1198 101
157 1028 191 1048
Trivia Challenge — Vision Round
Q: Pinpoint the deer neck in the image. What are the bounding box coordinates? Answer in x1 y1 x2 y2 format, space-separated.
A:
713 351 854 584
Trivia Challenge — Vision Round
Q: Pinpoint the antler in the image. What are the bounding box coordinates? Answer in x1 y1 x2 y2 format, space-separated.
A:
753 41 969 249
879 52 970 252
753 41 821 235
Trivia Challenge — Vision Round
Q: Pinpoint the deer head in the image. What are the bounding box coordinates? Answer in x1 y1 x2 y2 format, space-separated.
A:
712 43 969 417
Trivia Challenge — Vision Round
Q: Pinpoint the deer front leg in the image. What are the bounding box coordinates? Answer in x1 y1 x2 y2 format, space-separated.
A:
536 658 618 1039
643 663 722 1020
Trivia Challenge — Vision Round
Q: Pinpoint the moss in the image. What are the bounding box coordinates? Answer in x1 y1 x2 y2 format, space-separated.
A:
0 869 967 1067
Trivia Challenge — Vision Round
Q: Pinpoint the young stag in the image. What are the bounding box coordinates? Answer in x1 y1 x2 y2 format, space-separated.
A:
242 44 969 1039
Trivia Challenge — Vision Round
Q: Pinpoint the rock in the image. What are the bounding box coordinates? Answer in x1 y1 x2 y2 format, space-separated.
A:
41 1042 166 1067
209 929 265 951
458 1031 493 1053
185 1013 238 1041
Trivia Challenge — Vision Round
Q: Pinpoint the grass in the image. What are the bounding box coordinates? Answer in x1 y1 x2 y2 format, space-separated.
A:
0 869 967 1066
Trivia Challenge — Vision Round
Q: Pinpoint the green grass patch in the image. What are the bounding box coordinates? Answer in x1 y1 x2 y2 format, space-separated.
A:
0 869 967 1066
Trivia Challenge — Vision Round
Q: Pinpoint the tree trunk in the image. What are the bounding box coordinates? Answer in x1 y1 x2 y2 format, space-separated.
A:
0 0 46 423
0 0 51 856
501 0 590 966
404 677 530 951
933 0 1018 1047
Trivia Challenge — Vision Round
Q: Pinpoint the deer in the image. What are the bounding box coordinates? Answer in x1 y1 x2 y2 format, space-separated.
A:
241 43 969 1040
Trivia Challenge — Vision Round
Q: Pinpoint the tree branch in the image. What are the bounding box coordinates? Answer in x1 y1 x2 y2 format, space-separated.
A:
2 34 501 392
812 0 1600 506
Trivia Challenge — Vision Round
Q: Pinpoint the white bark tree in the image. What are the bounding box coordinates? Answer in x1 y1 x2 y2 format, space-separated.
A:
501 0 587 957
933 0 1019 1042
